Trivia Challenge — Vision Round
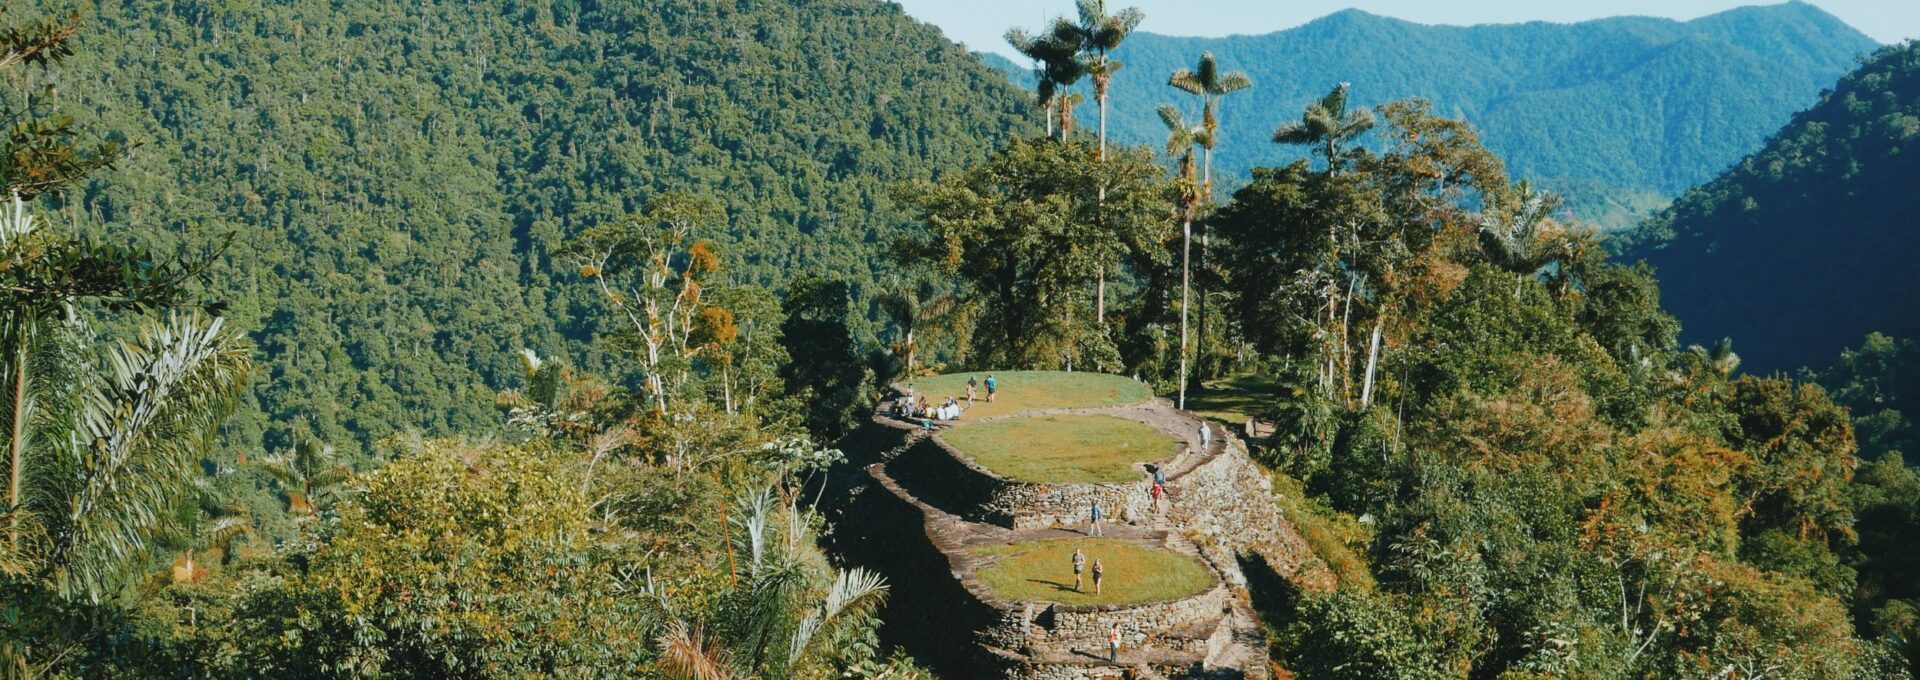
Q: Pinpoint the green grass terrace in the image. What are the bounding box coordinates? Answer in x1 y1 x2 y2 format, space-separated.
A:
972 538 1214 607
902 371 1150 419
940 414 1179 484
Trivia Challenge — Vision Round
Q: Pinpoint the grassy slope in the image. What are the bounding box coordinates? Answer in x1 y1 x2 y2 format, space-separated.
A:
973 538 1213 606
942 415 1178 483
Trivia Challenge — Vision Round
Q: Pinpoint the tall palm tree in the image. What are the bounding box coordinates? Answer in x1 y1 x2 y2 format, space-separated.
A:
1168 52 1251 387
1168 52 1253 200
1068 0 1144 161
1006 20 1085 139
0 196 252 604
1064 0 1142 325
1159 104 1204 409
1273 83 1376 176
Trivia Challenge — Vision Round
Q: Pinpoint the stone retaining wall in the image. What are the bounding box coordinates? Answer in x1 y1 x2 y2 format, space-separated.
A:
890 433 1170 530
1016 585 1233 654
1166 439 1334 591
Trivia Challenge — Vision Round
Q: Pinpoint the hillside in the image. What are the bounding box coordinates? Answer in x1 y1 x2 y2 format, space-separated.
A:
45 0 1032 456
984 2 1877 227
1632 41 1920 373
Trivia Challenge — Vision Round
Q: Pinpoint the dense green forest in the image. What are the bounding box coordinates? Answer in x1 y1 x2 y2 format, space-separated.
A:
5 0 1919 677
1632 40 1920 373
45 0 1033 461
981 2 1878 228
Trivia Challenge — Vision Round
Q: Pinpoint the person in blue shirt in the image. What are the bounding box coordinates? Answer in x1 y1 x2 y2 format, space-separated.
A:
1088 501 1103 536
984 374 997 402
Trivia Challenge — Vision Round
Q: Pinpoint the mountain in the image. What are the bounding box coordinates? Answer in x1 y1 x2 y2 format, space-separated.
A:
48 0 1032 456
1631 41 1920 373
984 2 1878 228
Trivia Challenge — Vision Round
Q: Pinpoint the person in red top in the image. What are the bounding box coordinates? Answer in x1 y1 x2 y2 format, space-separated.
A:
1150 481 1164 512
1107 622 1121 662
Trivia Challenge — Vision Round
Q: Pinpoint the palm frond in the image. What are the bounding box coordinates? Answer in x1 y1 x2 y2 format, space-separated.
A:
54 312 251 602
1215 71 1253 93
787 568 889 664
658 620 735 680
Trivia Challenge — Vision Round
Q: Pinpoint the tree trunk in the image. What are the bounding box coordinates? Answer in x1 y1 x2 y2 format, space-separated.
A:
7 325 27 550
1097 88 1109 161
1178 219 1192 410
1361 313 1385 410
1340 275 1355 402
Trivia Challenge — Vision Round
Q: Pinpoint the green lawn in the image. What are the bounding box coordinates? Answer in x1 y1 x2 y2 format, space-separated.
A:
973 538 1214 606
903 371 1150 419
1182 374 1288 427
941 415 1178 483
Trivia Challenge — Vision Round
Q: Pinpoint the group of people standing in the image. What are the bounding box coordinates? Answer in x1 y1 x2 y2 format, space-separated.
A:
889 375 998 425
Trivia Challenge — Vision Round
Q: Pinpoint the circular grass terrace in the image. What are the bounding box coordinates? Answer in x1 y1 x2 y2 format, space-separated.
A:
903 371 1150 420
940 414 1180 484
972 538 1214 606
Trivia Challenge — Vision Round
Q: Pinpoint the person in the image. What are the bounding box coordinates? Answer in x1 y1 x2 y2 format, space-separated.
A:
1150 481 1164 512
1092 558 1105 595
1198 421 1212 449
1072 547 1087 591
1152 464 1166 487
966 376 978 404
1088 501 1104 536
1107 622 1121 662
917 396 930 417
985 374 997 403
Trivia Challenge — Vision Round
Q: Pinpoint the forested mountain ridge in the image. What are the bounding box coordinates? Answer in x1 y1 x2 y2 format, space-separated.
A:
1631 40 1920 373
981 2 1878 227
45 0 1032 457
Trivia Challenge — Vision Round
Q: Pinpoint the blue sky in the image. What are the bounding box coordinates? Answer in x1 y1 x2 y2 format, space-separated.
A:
894 0 1915 60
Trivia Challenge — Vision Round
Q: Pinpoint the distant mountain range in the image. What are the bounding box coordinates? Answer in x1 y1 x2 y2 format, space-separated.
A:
1630 41 1920 373
979 2 1879 228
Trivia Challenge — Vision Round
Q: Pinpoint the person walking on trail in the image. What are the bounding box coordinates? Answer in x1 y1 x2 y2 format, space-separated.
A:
1150 481 1164 512
985 374 997 402
1153 464 1166 487
1198 421 1212 449
966 375 978 404
1092 558 1105 595
1088 501 1104 536
1107 622 1121 662
1072 548 1087 591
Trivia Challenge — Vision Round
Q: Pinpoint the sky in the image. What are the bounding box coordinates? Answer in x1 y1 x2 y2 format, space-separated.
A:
894 0 1916 60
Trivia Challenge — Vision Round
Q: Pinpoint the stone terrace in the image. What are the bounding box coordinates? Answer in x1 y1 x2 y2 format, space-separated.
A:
855 372 1335 679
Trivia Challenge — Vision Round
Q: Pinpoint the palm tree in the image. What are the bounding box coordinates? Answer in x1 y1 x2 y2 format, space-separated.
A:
1159 104 1204 409
170 475 254 586
1006 20 1086 139
875 278 958 380
255 437 352 519
1690 338 1742 379
1067 1 1142 325
1273 82 1375 176
1168 52 1253 200
655 487 889 680
1477 181 1566 296
1068 0 1144 161
1168 52 1251 388
0 196 252 604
